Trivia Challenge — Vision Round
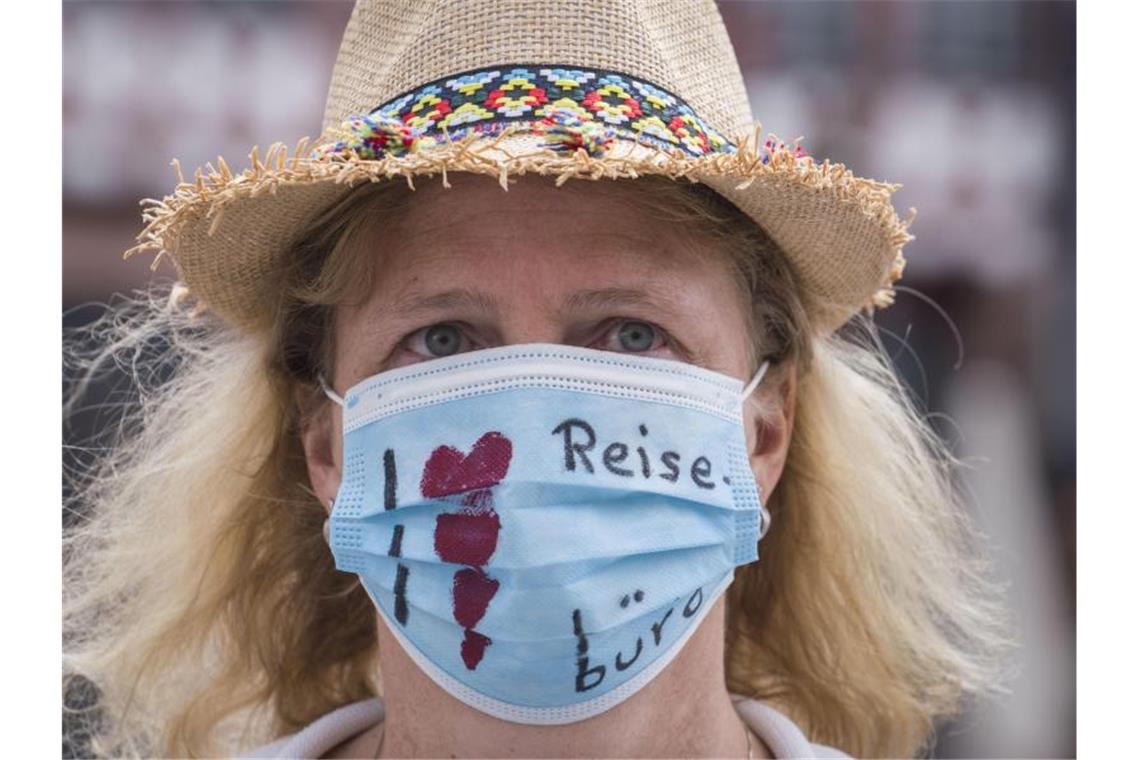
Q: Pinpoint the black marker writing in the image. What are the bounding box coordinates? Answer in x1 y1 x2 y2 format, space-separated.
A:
651 606 674 646
552 417 721 490
572 608 606 691
659 451 680 482
602 442 633 477
682 586 704 618
568 583 707 692
690 456 714 489
394 562 410 625
383 448 397 510
615 637 643 671
387 524 404 557
551 418 596 473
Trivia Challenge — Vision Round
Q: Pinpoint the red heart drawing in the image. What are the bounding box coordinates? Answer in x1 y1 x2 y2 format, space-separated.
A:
461 628 493 671
422 431 513 672
451 566 501 628
435 509 502 566
420 432 513 498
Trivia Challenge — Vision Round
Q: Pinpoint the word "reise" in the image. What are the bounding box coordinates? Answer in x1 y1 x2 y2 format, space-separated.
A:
551 417 725 490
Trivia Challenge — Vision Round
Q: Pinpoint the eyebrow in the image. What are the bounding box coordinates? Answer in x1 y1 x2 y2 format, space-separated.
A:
387 288 502 317
385 286 678 319
556 284 679 321
559 286 665 314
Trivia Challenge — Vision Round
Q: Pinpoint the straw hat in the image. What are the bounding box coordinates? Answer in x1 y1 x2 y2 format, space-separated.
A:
127 0 913 334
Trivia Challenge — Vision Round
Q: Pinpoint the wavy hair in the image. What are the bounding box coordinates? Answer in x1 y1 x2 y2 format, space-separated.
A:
63 174 1012 758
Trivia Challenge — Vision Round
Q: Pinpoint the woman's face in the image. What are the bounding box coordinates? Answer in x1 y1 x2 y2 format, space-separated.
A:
303 173 795 506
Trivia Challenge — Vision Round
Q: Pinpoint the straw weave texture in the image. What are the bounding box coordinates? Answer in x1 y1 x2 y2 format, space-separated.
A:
128 0 913 334
323 0 753 140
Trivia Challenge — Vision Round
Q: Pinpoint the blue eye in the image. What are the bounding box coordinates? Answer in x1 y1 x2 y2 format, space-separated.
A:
407 323 467 358
424 324 462 356
613 320 664 353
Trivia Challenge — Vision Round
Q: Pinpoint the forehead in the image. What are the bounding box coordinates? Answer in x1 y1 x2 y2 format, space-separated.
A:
364 174 743 305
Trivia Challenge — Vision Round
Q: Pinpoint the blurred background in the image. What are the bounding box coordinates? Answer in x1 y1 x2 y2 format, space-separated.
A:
62 1 1075 757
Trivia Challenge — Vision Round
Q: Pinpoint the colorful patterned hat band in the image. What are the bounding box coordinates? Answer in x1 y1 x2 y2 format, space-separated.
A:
316 65 808 162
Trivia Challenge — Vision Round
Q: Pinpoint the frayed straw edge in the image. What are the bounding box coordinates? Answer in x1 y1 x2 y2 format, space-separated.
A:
124 123 913 317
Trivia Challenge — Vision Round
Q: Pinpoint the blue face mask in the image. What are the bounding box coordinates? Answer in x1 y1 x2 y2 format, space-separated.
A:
321 343 770 725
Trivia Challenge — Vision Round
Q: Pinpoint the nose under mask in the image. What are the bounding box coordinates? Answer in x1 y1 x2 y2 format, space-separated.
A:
321 343 770 724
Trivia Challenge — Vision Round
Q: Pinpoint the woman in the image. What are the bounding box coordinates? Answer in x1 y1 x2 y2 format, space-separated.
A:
64 0 1010 757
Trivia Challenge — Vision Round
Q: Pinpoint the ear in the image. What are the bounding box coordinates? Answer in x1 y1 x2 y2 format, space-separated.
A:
745 362 797 499
296 383 343 516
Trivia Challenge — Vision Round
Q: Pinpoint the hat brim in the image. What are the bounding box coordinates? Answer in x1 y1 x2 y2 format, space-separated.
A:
128 126 911 334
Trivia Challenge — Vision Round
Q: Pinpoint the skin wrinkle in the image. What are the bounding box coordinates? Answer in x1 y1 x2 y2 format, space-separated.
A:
342 284 707 381
390 288 504 320
302 174 793 759
333 225 736 384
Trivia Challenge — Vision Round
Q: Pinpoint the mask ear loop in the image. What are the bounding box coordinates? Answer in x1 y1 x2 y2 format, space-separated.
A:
740 359 771 408
740 359 773 539
318 373 345 407
757 483 771 539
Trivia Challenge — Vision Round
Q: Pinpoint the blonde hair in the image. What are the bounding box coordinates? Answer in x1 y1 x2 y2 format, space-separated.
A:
64 175 1011 758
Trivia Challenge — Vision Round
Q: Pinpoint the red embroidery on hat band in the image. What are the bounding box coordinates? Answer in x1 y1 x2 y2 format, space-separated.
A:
316 65 761 161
